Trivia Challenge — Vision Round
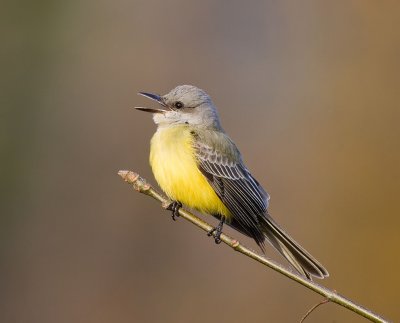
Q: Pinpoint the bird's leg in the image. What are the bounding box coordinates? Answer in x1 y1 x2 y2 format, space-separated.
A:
207 217 225 244
166 201 182 221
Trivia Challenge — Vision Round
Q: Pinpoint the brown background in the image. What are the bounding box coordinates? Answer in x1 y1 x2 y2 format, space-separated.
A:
2 1 399 322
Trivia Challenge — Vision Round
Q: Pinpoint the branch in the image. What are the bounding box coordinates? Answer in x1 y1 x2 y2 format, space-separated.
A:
118 170 389 323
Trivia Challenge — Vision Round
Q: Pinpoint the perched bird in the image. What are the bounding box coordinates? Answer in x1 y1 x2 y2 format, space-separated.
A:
135 85 328 280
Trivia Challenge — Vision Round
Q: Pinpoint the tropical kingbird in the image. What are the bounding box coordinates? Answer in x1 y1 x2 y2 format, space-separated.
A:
135 85 328 280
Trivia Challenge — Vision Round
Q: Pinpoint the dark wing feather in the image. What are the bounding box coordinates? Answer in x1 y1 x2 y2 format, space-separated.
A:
194 137 270 246
193 132 329 279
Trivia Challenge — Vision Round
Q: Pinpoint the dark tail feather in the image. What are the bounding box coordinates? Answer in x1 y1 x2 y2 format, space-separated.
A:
260 215 329 280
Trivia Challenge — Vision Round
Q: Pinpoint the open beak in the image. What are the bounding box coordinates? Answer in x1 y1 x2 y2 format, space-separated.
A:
135 92 169 113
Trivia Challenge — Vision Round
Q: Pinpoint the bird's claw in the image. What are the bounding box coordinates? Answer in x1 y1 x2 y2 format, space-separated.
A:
167 201 182 221
207 220 224 244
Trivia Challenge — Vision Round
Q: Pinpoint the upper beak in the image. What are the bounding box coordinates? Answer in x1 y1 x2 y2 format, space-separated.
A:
135 92 169 113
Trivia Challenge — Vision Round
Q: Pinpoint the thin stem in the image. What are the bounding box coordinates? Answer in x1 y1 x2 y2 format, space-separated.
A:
300 298 330 323
118 170 389 323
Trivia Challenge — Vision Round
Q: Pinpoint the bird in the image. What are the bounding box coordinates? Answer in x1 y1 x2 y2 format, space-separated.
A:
135 85 329 280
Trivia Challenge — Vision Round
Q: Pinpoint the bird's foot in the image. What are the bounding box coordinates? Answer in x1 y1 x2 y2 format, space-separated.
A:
166 201 182 221
207 218 225 244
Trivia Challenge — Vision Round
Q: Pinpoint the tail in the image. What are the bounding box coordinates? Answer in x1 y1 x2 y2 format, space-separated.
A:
260 214 329 280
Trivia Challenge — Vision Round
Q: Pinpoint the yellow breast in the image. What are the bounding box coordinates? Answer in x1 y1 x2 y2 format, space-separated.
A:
149 125 230 217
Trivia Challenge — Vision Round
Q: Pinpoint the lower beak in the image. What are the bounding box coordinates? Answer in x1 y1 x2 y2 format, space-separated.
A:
135 107 166 113
135 92 169 113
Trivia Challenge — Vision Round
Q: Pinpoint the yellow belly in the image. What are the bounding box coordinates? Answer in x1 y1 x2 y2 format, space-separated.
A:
149 125 230 217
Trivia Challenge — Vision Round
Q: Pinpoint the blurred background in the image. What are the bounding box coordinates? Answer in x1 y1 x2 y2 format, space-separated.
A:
2 1 399 322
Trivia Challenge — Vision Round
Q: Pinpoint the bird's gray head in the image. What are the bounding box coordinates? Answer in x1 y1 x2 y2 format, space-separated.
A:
135 85 221 129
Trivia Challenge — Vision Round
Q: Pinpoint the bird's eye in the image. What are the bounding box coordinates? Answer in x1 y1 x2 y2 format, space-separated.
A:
174 101 184 109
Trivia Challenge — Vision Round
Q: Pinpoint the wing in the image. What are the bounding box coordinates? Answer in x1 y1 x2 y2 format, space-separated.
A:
193 132 328 279
193 132 270 245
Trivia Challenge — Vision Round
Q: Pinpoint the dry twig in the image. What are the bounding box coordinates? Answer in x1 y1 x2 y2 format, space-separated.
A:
118 170 389 323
